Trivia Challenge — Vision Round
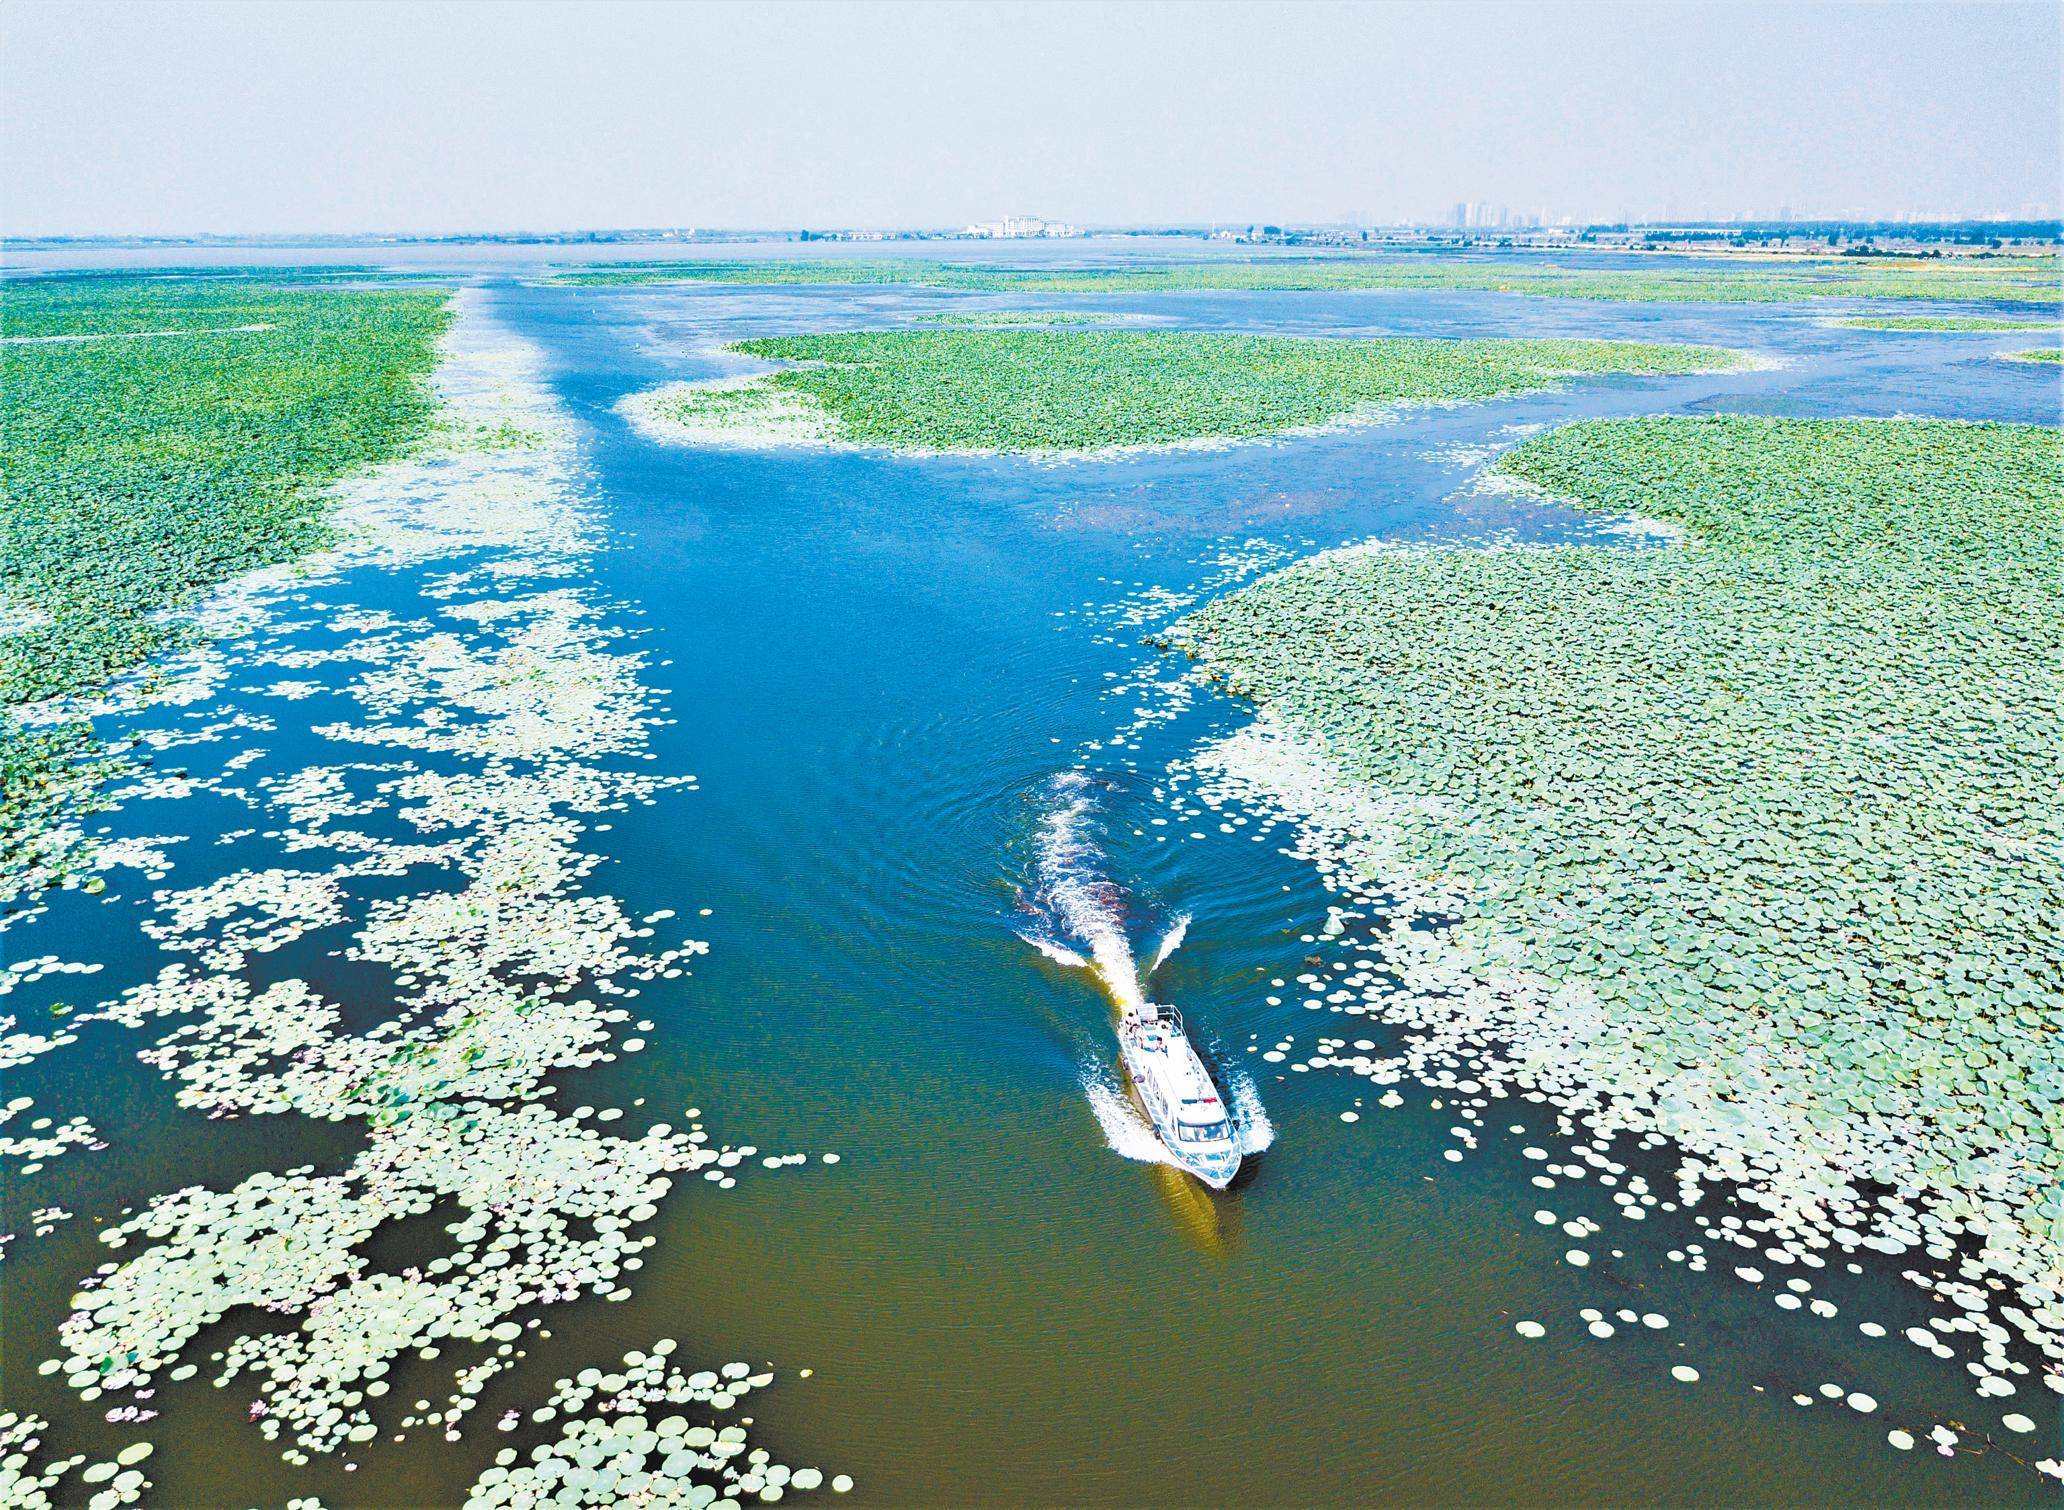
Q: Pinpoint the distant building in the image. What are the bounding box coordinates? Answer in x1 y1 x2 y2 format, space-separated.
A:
962 215 1082 239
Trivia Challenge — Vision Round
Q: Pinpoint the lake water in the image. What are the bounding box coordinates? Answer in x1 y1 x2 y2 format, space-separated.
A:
3 244 2057 1505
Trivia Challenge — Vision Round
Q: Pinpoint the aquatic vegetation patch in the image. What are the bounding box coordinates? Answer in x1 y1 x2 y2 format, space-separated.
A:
1823 315 2063 331
1169 416 2064 1401
0 1412 152 1509
633 330 1751 455
622 374 837 451
3 299 841 1496
1072 556 2054 1465
0 274 449 899
552 257 997 291
2 276 448 701
0 1094 101 1175
464 1341 845 1507
45 513 716 1463
1 267 450 317
2004 347 2063 363
0 721 124 900
554 254 2063 305
914 309 1134 326
64 1100 718 1457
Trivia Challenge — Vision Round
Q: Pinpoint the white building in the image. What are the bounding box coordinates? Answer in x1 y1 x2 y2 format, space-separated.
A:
962 215 1083 239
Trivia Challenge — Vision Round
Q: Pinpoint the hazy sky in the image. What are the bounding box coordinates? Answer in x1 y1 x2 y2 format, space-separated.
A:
5 0 2058 235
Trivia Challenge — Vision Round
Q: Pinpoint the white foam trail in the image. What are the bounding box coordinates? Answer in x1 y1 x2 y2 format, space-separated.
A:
1016 931 1091 970
1035 773 1270 1166
1146 913 1191 978
1035 772 1147 1011
1082 1068 1182 1169
1229 1068 1276 1155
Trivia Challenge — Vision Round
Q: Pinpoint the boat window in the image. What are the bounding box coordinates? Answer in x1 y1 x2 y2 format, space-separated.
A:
1180 1120 1230 1143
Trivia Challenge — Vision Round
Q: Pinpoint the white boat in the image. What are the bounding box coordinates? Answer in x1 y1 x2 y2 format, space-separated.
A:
1117 1002 1242 1189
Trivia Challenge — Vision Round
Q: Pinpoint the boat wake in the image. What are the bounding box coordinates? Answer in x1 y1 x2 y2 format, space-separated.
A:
1019 770 1272 1166
1148 912 1191 977
1081 1066 1177 1167
1083 1061 1274 1164
1227 1069 1275 1156
1022 770 1152 1012
1014 930 1091 971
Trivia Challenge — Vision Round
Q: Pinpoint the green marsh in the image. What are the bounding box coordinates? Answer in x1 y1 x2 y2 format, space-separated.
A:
557 254 2064 305
0 275 449 892
1825 314 2062 331
1171 414 2064 1281
914 309 1133 326
644 329 1752 453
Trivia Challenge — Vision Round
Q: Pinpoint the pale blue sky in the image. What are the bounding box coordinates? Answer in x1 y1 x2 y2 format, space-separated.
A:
4 0 2057 235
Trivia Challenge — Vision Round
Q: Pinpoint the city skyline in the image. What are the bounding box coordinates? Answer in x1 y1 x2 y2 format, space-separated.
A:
14 202 2059 247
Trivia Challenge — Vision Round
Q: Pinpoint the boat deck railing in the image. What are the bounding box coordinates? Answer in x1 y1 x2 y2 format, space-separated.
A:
1137 1002 1186 1034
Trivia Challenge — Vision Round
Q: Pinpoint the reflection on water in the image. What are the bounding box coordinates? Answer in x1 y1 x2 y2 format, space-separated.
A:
1148 1160 1241 1258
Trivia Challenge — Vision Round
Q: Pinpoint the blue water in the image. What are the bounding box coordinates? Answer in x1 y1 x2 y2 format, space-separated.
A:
3 246 2057 1505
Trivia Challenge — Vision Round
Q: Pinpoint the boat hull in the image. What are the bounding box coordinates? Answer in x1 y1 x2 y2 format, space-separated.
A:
1117 1006 1243 1190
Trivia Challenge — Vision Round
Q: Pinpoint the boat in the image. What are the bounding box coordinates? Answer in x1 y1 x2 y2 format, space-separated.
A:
1116 1002 1242 1189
